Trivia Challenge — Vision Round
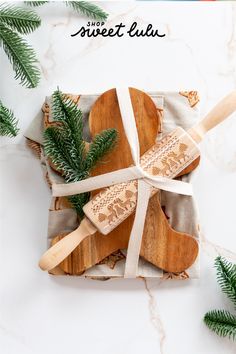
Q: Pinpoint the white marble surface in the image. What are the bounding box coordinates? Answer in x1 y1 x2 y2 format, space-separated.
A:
1 1 236 353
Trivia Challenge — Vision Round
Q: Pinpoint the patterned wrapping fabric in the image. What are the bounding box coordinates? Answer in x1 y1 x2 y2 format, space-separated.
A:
25 90 201 279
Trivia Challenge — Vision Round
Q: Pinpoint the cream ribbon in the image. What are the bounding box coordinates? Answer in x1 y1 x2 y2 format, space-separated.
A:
52 88 194 278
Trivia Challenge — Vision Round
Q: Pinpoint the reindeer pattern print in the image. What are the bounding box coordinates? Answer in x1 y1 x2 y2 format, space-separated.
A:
83 127 200 234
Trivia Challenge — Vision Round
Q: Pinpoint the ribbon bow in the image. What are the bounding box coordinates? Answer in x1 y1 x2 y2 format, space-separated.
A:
52 88 193 278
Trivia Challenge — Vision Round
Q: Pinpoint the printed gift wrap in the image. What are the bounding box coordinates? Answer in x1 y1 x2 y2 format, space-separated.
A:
25 90 201 279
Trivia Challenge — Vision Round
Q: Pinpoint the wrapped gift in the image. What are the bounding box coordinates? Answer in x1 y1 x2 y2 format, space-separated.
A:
25 88 201 279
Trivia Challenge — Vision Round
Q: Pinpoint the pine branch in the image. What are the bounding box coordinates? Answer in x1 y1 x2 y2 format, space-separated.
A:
84 128 117 171
0 101 19 137
204 310 236 340
51 89 68 122
25 0 108 21
65 1 108 21
24 1 49 6
0 4 41 34
44 90 91 217
51 89 85 171
44 124 90 217
44 126 87 182
44 89 118 218
0 23 40 88
215 256 236 309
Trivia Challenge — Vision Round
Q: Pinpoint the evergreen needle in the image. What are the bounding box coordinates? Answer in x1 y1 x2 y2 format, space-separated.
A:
84 128 117 171
0 101 19 137
65 1 108 21
204 257 236 341
215 256 236 309
0 23 40 88
0 4 41 34
24 1 49 7
44 89 118 218
24 1 108 21
204 310 236 340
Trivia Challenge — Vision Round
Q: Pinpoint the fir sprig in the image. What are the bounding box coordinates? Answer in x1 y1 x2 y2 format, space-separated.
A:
0 3 41 88
65 1 108 21
204 310 236 340
84 129 117 171
24 1 49 6
44 89 117 217
0 23 40 88
204 257 236 341
51 89 85 172
44 126 83 183
25 1 108 21
0 4 41 34
215 256 236 309
0 101 19 137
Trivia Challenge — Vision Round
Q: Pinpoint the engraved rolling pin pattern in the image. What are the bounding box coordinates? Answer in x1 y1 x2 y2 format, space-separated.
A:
39 91 236 272
83 127 199 234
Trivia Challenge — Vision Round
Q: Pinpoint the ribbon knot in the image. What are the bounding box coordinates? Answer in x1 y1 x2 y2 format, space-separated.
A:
52 88 193 278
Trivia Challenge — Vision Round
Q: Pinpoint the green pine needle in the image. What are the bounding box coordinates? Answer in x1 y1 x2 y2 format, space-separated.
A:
84 128 117 171
0 101 19 137
25 1 108 21
44 89 118 217
65 1 108 21
204 257 236 341
44 126 84 182
215 256 236 309
51 89 85 172
0 23 40 88
24 1 49 6
204 310 236 340
51 89 69 122
0 4 41 34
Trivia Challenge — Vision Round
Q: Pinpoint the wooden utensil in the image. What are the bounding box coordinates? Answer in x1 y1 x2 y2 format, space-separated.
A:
39 87 200 272
39 90 236 273
52 190 198 274
50 87 162 273
50 88 199 274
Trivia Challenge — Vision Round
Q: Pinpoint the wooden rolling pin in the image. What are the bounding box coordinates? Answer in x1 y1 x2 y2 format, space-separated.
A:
39 91 236 271
51 88 200 275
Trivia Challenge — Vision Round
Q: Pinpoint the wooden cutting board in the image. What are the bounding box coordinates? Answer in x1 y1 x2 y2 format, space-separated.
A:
52 88 199 274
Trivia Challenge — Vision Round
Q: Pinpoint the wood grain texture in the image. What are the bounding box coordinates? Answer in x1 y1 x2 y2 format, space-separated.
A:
140 191 199 272
188 90 236 143
52 88 199 275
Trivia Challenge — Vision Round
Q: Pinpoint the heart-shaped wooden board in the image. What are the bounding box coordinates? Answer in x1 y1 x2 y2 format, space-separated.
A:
51 88 199 274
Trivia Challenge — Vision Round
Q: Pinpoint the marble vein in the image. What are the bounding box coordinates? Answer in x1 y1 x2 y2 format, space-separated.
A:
143 278 166 354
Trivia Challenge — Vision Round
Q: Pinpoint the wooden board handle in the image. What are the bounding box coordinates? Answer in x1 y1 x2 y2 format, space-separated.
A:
188 91 236 142
39 217 97 271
